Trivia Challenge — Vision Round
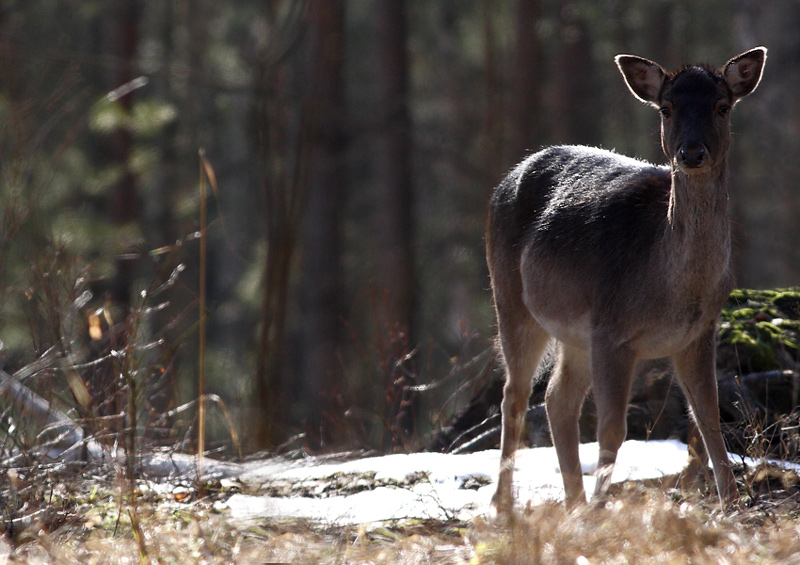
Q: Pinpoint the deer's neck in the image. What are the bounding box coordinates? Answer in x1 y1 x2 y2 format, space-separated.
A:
664 163 731 293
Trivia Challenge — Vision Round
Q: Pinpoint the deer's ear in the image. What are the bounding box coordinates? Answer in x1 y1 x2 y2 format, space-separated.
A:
724 46 767 101
615 54 665 108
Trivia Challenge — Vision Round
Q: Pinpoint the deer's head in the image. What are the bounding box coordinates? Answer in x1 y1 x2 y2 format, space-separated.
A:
616 47 766 175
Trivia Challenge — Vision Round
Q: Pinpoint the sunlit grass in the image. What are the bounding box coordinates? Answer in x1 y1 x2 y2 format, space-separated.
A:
3 474 800 564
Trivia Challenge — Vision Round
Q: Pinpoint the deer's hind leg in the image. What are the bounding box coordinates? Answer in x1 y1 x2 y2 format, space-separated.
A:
490 299 550 517
545 343 592 506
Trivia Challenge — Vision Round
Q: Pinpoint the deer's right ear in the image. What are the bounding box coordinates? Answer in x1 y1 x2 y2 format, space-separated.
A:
615 55 666 108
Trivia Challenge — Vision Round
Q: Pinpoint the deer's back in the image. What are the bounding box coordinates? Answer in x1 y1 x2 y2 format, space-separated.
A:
489 145 670 268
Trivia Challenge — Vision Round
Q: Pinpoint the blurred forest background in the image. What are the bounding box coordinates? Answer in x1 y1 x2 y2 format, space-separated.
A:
1 0 798 458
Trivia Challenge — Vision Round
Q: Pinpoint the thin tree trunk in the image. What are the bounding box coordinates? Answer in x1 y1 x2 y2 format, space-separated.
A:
253 59 308 447
551 0 598 145
108 0 142 310
509 0 540 160
300 0 347 451
374 0 416 450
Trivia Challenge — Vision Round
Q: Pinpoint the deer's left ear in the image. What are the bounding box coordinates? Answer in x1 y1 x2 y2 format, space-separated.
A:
724 47 767 101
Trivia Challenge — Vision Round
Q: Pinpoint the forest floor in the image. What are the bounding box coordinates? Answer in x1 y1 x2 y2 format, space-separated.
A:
3 444 800 564
2 286 800 563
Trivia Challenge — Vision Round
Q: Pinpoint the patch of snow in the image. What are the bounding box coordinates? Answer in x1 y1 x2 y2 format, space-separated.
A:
218 440 793 526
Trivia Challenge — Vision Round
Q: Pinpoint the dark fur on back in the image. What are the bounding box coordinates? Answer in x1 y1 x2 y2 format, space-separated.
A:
490 146 671 290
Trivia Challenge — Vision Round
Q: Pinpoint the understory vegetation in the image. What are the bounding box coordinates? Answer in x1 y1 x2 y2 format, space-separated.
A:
2 288 800 563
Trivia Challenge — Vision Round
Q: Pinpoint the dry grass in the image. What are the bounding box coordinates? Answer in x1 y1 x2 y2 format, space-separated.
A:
471 483 800 564
2 468 800 564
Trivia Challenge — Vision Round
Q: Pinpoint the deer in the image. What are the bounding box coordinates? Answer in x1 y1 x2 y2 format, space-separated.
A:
487 47 767 516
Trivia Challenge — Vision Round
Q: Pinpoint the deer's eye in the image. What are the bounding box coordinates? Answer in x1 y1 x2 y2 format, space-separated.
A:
659 107 671 119
718 104 731 117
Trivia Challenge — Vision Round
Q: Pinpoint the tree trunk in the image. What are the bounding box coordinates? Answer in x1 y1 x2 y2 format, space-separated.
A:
107 0 142 311
550 0 598 145
508 0 541 161
299 0 347 451
374 0 416 450
252 53 306 449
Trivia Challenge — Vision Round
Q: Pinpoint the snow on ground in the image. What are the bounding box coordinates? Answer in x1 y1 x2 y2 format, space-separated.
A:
219 439 760 526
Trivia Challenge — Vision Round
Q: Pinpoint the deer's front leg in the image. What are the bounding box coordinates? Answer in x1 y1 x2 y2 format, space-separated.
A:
673 326 737 508
590 337 636 499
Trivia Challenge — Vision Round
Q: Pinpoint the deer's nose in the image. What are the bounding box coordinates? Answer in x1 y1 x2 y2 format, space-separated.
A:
678 144 707 168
